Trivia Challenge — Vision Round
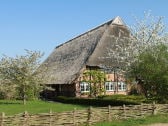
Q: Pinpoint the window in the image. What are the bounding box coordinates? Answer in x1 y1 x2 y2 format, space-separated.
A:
105 82 115 91
105 81 127 91
80 82 90 92
118 82 126 91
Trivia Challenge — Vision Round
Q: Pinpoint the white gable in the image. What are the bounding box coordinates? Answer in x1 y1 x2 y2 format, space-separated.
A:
112 16 125 25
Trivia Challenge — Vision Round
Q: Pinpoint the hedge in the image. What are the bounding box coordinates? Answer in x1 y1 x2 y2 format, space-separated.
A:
54 96 140 107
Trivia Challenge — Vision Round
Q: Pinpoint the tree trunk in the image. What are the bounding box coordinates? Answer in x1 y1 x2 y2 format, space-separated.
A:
23 84 26 105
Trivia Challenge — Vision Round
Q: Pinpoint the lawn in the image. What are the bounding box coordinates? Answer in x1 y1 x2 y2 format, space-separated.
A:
0 100 87 115
1 100 168 126
93 114 168 126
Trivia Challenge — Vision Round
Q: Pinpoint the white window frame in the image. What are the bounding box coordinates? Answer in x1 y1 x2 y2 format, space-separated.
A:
105 81 115 91
80 82 90 93
118 82 126 91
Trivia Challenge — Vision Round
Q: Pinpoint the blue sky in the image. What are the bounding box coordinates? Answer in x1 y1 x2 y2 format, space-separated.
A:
0 0 168 61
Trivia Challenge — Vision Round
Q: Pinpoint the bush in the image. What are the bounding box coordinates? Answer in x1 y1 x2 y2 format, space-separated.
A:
54 96 140 107
98 94 146 103
0 91 5 99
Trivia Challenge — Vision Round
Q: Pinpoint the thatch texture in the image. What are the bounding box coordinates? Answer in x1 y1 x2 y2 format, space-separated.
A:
42 17 130 84
87 24 130 69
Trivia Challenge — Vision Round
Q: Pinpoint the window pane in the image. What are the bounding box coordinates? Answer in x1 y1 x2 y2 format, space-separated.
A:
105 82 109 90
118 82 122 90
86 84 90 91
105 82 114 91
118 82 126 91
80 84 84 91
123 83 126 90
110 83 114 90
80 82 89 92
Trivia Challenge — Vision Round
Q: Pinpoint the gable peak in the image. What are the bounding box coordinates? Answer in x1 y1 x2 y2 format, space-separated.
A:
111 16 125 25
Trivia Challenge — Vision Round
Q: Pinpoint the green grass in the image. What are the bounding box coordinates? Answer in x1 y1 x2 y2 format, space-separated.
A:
0 100 87 115
93 114 168 126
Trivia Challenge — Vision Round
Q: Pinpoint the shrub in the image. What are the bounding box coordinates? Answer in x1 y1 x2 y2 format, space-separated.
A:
54 96 140 107
98 94 147 103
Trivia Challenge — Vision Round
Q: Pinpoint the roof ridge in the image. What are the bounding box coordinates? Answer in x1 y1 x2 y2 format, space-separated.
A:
55 17 128 49
55 19 114 49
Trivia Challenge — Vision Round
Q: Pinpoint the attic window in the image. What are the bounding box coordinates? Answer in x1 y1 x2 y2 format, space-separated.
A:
80 82 90 92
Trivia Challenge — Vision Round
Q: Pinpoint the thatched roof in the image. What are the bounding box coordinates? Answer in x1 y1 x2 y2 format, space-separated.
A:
42 17 130 84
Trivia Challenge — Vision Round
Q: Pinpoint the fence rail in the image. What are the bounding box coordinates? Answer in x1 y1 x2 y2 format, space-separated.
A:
0 103 168 126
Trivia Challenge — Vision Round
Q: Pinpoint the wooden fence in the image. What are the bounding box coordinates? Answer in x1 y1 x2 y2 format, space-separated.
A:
0 103 168 126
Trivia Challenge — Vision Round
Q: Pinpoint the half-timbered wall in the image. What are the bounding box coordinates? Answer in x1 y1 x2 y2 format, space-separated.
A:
75 68 129 97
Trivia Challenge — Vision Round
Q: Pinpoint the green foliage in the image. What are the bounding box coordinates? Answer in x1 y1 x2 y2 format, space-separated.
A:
55 96 139 107
0 84 17 99
0 50 45 104
83 70 106 97
125 12 168 103
130 44 168 103
98 94 147 104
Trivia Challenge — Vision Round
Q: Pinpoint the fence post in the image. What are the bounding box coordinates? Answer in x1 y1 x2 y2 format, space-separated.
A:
152 101 157 115
123 104 126 119
140 103 143 116
49 109 52 126
87 106 92 126
0 112 5 126
73 108 76 125
108 105 111 122
23 111 28 126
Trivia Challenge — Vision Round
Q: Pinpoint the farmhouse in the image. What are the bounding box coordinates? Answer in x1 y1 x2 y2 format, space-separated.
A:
42 17 131 97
